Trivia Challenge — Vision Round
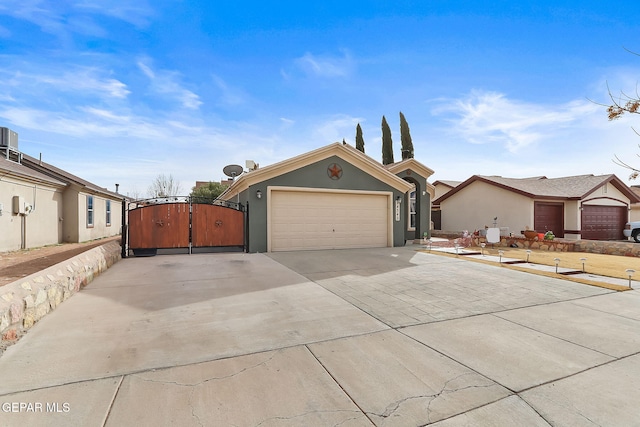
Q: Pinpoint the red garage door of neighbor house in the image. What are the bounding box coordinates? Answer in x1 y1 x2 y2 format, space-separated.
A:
581 205 626 240
534 202 564 237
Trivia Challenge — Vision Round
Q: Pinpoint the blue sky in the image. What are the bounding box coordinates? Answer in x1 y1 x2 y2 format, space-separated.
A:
1 1 640 197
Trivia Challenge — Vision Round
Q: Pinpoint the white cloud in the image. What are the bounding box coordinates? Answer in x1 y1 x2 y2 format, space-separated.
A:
294 50 354 78
432 90 601 153
137 59 202 110
0 0 154 37
312 115 362 145
0 66 130 99
74 0 154 27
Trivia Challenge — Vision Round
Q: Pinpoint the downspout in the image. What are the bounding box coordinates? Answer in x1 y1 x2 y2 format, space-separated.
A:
21 215 26 250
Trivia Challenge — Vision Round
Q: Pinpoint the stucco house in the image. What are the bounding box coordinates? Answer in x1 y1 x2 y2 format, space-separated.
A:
632 186 640 222
220 142 434 252
0 129 124 252
431 180 461 230
433 174 640 240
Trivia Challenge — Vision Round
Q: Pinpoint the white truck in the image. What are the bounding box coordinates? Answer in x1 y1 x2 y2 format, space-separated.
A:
624 221 640 242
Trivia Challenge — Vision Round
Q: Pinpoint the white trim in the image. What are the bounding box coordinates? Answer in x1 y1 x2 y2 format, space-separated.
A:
407 187 416 231
221 143 413 200
385 158 435 178
266 186 393 252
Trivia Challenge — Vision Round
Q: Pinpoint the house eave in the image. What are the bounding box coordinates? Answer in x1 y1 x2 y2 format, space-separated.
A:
221 143 414 200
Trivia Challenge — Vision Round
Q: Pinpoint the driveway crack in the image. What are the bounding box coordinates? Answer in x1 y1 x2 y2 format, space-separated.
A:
368 373 497 423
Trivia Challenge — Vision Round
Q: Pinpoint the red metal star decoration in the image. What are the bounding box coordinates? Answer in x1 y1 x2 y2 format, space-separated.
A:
327 163 343 179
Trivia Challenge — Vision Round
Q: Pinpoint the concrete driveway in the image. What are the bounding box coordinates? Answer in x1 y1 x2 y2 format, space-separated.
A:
1 247 640 426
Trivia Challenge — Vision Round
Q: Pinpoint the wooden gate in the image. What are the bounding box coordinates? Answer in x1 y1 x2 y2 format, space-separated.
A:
126 199 245 255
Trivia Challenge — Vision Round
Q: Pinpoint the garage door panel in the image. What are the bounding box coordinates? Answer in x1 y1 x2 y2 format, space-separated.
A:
270 190 390 251
581 205 626 240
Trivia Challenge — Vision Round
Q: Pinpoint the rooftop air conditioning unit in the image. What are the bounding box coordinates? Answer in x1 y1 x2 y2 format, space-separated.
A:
0 127 18 150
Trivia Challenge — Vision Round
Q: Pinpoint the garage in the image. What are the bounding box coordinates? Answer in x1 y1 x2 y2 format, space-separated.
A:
269 189 391 251
581 205 626 240
219 143 433 253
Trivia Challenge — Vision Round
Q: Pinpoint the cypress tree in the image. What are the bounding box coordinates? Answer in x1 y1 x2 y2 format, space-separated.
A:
381 115 394 165
399 111 414 159
355 123 365 153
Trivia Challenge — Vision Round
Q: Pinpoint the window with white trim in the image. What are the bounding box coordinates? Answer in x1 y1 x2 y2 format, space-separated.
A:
87 195 94 227
106 200 111 226
408 188 416 230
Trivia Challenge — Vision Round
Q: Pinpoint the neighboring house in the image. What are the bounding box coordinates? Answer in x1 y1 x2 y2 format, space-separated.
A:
431 180 461 230
632 186 640 222
0 129 124 252
220 142 434 252
433 174 640 240
433 180 461 200
0 155 66 252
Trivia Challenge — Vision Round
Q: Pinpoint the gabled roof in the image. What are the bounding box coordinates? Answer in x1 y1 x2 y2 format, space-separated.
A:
21 154 122 199
0 156 66 187
221 142 414 199
433 174 640 204
632 185 640 197
432 180 461 189
385 158 435 179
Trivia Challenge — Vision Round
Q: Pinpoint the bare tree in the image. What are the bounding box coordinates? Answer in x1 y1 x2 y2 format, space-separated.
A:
604 49 640 179
127 187 144 200
148 174 183 197
606 85 640 180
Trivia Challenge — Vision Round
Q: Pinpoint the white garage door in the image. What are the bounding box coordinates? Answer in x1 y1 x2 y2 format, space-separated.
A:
270 190 390 251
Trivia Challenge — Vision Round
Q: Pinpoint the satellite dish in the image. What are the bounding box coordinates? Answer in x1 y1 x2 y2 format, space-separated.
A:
223 164 244 179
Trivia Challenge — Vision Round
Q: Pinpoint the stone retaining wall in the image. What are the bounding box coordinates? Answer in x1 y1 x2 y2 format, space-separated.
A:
430 230 640 257
0 241 121 353
573 240 640 257
471 236 576 252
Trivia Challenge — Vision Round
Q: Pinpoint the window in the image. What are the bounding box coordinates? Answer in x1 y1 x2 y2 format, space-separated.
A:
408 188 416 230
87 195 94 227
106 200 111 226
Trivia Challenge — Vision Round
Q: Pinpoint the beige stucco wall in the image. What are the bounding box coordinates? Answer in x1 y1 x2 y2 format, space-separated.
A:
62 189 80 243
582 183 630 207
563 200 580 239
440 181 533 234
76 192 122 243
0 177 63 252
434 184 454 200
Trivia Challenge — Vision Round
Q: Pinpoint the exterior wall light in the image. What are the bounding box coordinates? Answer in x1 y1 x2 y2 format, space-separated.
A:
396 195 402 203
256 190 262 199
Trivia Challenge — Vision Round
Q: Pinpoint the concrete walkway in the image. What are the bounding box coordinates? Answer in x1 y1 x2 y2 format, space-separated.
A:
1 247 639 426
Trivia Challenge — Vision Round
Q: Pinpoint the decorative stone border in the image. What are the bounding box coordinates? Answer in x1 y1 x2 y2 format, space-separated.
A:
429 230 640 257
0 240 121 354
472 236 576 252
